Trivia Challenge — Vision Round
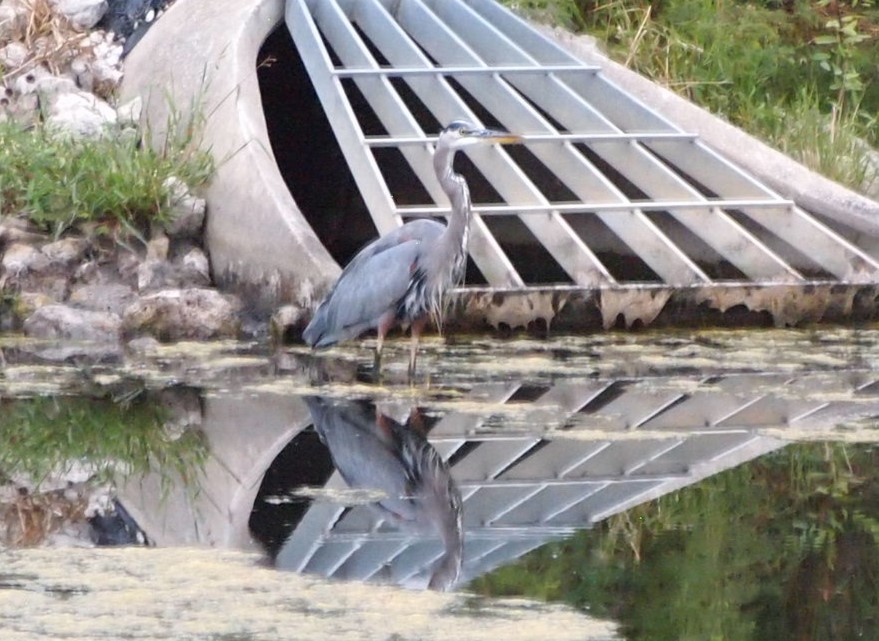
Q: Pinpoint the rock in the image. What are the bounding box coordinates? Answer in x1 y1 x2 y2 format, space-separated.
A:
122 288 241 341
41 237 88 265
0 41 28 70
68 282 137 315
137 241 211 291
15 292 58 319
125 334 160 352
23 303 122 341
0 217 47 245
51 0 109 31
88 31 123 88
45 89 117 138
69 32 123 95
12 65 57 96
162 177 206 238
270 304 309 344
2 243 50 277
179 247 211 285
115 95 141 126
136 234 170 290
0 0 28 42
156 386 203 439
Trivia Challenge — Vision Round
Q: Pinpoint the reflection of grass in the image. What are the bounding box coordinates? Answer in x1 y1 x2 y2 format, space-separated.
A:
0 394 207 488
471 442 879 638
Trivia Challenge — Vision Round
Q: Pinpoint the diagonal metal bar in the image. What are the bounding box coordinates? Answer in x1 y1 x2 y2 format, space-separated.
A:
290 0 524 287
351 0 614 286
383 0 712 284
420 0 805 282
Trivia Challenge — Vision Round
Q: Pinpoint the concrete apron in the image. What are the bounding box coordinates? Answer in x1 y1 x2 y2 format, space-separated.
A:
119 0 340 316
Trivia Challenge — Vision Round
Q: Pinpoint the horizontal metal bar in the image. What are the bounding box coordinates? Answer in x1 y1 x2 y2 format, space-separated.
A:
331 63 601 77
365 132 699 146
457 473 688 488
326 526 581 542
398 199 794 216
449 279 860 294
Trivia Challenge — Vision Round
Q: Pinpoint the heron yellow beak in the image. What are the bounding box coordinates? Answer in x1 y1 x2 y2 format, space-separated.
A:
476 129 523 144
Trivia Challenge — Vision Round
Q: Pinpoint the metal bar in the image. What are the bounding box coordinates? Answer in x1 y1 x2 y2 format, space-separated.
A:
296 0 524 287
447 279 870 294
365 132 699 146
355 0 613 286
457 472 691 489
463 0 593 66
424 0 803 282
286 1 401 231
417 0 801 282
649 138 879 276
331 63 600 75
327 526 580 543
389 0 709 285
399 200 794 215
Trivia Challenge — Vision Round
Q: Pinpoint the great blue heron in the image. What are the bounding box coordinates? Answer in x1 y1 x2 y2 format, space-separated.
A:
304 396 463 590
302 120 522 376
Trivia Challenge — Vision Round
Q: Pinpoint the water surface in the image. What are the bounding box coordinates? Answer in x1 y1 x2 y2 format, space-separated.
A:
2 327 879 639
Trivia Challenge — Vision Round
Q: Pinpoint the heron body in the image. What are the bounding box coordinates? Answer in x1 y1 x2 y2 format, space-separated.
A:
302 120 521 376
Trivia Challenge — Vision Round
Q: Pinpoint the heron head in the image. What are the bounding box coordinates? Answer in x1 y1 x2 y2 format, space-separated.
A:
439 119 522 150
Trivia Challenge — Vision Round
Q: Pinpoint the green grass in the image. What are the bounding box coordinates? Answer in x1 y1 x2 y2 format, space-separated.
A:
0 121 213 240
506 0 879 194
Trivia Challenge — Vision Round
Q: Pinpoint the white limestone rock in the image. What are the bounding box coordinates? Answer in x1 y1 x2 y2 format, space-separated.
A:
122 288 241 341
116 96 142 127
162 176 206 238
23 303 122 342
68 282 137 315
2 243 50 277
41 237 88 265
0 0 28 42
45 88 117 138
0 41 28 70
51 0 108 31
180 247 211 284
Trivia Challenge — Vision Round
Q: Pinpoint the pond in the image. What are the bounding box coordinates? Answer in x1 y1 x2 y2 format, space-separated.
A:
1 327 878 640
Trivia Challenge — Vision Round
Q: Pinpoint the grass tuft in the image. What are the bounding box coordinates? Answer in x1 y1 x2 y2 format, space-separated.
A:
0 121 213 240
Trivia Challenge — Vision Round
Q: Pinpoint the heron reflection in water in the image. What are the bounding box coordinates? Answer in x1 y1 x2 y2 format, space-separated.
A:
305 396 463 591
303 121 523 377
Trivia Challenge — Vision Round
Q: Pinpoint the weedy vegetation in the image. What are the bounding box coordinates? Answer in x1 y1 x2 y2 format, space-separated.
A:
506 0 879 194
0 121 214 241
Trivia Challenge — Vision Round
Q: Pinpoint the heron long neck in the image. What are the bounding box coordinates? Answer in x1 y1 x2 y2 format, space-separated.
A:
433 146 471 261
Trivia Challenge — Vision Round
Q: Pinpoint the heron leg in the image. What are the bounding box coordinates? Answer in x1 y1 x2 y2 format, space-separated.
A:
408 317 427 380
374 312 396 377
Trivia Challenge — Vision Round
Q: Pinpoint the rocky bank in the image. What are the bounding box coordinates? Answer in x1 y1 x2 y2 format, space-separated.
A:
1 0 240 547
1 0 244 360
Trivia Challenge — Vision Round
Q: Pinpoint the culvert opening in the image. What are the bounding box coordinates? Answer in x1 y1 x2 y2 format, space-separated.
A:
258 26 376 268
257 25 584 286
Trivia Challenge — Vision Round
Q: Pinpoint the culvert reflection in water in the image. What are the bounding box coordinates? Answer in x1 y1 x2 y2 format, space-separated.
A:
4 329 879 638
252 397 463 590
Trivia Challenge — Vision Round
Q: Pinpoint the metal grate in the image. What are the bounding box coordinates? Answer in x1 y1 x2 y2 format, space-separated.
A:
285 0 879 304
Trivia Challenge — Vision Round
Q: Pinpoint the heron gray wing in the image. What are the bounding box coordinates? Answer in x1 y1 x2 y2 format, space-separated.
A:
304 220 445 347
341 219 444 274
305 238 423 346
